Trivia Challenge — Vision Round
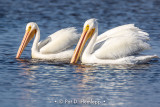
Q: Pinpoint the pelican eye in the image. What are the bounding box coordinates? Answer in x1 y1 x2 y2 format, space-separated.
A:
86 25 89 28
27 26 31 31
85 25 89 30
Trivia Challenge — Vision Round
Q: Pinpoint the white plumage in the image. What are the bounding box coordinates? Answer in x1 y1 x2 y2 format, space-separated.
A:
70 18 158 64
16 22 80 61
39 28 79 54
94 24 150 59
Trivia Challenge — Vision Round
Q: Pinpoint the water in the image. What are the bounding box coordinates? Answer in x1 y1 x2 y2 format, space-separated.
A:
0 0 160 107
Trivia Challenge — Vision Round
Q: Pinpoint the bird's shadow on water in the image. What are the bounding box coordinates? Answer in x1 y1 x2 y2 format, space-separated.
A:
15 57 159 70
16 58 69 66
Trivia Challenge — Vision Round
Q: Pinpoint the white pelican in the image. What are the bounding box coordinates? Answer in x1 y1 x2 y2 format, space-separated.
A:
70 18 158 64
16 22 79 61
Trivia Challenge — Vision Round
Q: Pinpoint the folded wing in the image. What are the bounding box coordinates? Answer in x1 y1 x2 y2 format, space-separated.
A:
38 27 80 54
94 24 150 59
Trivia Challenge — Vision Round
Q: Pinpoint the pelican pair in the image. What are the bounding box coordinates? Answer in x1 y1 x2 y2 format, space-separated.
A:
16 19 158 64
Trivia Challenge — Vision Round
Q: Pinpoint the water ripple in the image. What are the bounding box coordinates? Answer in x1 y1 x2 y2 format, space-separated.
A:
0 0 160 107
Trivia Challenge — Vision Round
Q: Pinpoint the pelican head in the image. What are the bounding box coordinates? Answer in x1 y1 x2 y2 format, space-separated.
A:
16 22 38 58
70 18 98 64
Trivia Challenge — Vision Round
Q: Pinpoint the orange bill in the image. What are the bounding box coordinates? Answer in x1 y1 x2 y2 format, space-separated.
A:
16 28 36 58
70 26 95 64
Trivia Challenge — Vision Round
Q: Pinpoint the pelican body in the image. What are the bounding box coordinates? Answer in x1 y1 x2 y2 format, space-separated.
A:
70 18 158 64
16 22 79 61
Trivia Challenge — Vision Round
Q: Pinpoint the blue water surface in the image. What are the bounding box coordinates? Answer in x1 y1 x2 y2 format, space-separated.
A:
0 0 160 107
